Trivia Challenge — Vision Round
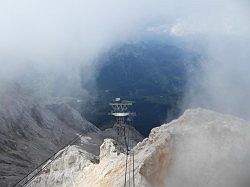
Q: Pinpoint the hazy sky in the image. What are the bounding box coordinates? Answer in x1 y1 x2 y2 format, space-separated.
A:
1 0 247 73
1 2 249 186
0 0 250 116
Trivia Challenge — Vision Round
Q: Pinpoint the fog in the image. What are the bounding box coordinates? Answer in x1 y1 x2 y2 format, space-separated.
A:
0 0 167 100
179 2 250 118
185 37 250 118
1 1 250 187
1 0 250 116
0 0 249 114
164 109 250 187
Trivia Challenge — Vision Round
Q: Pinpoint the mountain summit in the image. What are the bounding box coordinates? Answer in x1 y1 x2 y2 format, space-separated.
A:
25 108 250 187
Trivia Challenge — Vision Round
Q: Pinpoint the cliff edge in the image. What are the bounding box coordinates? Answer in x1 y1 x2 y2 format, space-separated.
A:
27 108 250 187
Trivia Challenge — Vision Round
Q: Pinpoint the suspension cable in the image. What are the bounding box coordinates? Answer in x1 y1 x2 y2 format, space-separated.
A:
132 152 135 187
121 120 137 187
129 151 132 187
124 152 128 187
128 128 131 187
124 126 128 187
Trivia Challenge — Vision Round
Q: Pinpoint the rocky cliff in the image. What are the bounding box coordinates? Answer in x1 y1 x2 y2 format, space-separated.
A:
26 108 250 187
0 81 143 186
0 81 100 186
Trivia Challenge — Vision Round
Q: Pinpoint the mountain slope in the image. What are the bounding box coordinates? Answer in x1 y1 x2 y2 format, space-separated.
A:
27 108 250 187
0 82 98 186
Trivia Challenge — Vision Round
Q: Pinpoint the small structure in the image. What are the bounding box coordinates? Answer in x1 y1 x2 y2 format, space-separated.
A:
109 98 136 127
109 98 136 143
108 98 136 187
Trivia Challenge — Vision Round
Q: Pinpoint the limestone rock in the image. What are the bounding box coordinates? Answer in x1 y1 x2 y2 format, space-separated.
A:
0 82 99 186
26 145 98 187
26 108 250 187
99 139 123 162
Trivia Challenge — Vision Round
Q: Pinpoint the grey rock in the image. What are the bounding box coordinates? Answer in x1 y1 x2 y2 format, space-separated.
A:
0 81 144 186
0 82 96 186
26 108 250 187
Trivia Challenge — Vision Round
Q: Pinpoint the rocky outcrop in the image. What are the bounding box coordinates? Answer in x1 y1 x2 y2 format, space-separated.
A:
0 81 144 186
102 124 144 148
163 108 250 187
26 145 98 187
47 104 100 132
27 124 171 187
0 82 99 186
27 108 250 187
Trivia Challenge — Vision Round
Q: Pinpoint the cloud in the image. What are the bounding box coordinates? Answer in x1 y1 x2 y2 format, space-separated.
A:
0 0 249 117
147 1 250 119
0 1 250 186
0 0 165 98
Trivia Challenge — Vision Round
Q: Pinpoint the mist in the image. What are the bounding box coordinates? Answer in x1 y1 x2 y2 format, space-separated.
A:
0 0 166 100
164 109 250 187
0 0 249 116
160 1 250 119
1 1 250 187
1 0 249 116
180 2 250 118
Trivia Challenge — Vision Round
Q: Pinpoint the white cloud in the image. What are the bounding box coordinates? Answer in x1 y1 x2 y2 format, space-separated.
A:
0 0 250 115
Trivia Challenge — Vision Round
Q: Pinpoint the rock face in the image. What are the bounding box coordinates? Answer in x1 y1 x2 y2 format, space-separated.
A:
26 145 99 187
0 82 99 186
102 124 143 148
47 104 99 132
164 108 250 187
27 108 250 187
0 81 144 186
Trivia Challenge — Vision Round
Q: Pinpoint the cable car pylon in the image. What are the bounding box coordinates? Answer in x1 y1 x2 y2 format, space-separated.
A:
108 98 136 187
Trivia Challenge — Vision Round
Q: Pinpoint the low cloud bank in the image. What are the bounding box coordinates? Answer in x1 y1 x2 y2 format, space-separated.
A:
0 0 250 115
